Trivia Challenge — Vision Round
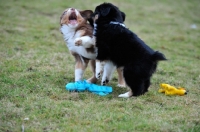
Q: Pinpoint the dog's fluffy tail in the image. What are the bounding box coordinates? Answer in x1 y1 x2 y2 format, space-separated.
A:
152 51 167 61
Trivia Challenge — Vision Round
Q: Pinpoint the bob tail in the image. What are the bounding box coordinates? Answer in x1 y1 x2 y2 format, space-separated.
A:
152 51 167 61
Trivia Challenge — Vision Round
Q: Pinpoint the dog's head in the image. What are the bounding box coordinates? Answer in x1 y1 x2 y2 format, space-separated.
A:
60 8 93 28
92 3 125 24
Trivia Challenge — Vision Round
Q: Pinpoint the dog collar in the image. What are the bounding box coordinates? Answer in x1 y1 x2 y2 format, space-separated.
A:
110 21 125 27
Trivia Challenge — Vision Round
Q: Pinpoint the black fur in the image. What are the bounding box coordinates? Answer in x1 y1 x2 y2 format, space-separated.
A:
93 3 167 96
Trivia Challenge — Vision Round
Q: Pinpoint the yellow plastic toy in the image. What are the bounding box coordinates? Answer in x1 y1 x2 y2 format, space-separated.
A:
159 83 187 96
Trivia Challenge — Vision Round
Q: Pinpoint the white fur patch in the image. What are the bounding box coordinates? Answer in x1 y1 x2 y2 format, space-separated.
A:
75 69 84 81
118 92 130 98
117 84 126 88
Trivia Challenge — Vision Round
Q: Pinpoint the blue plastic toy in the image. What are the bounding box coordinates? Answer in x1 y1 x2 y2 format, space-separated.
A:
66 80 112 96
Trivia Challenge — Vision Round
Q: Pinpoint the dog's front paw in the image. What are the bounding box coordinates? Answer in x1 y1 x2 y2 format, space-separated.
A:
96 72 101 79
74 38 82 46
101 78 109 86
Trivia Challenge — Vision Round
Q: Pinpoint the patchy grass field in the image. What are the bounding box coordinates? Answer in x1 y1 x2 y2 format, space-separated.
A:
0 0 200 131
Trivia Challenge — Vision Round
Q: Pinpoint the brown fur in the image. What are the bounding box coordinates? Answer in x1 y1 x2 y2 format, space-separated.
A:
76 23 93 37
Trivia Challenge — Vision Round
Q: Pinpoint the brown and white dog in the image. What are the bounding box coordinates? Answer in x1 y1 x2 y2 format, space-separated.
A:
60 8 125 86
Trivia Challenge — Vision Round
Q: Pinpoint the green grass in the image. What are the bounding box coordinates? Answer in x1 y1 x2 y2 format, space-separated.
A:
0 0 200 131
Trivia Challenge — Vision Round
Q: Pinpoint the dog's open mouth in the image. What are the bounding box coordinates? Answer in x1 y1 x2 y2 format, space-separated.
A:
69 12 77 25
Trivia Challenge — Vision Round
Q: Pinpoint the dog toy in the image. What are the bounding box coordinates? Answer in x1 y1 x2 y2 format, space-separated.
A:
66 80 112 96
159 83 187 96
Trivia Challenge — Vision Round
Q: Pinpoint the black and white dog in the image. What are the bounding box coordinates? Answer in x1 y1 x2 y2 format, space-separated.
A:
92 3 167 98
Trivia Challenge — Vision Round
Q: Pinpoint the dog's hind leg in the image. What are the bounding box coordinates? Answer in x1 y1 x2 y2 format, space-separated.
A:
125 77 148 96
87 60 98 83
129 80 146 96
120 65 147 97
72 52 89 82
116 67 126 87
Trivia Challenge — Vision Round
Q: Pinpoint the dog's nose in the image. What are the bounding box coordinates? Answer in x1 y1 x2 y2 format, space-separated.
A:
71 8 75 11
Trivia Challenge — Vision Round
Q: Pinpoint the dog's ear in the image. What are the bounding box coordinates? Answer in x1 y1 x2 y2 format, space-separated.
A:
80 10 93 19
60 9 69 26
100 7 111 16
60 12 65 25
121 11 126 22
80 10 93 25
